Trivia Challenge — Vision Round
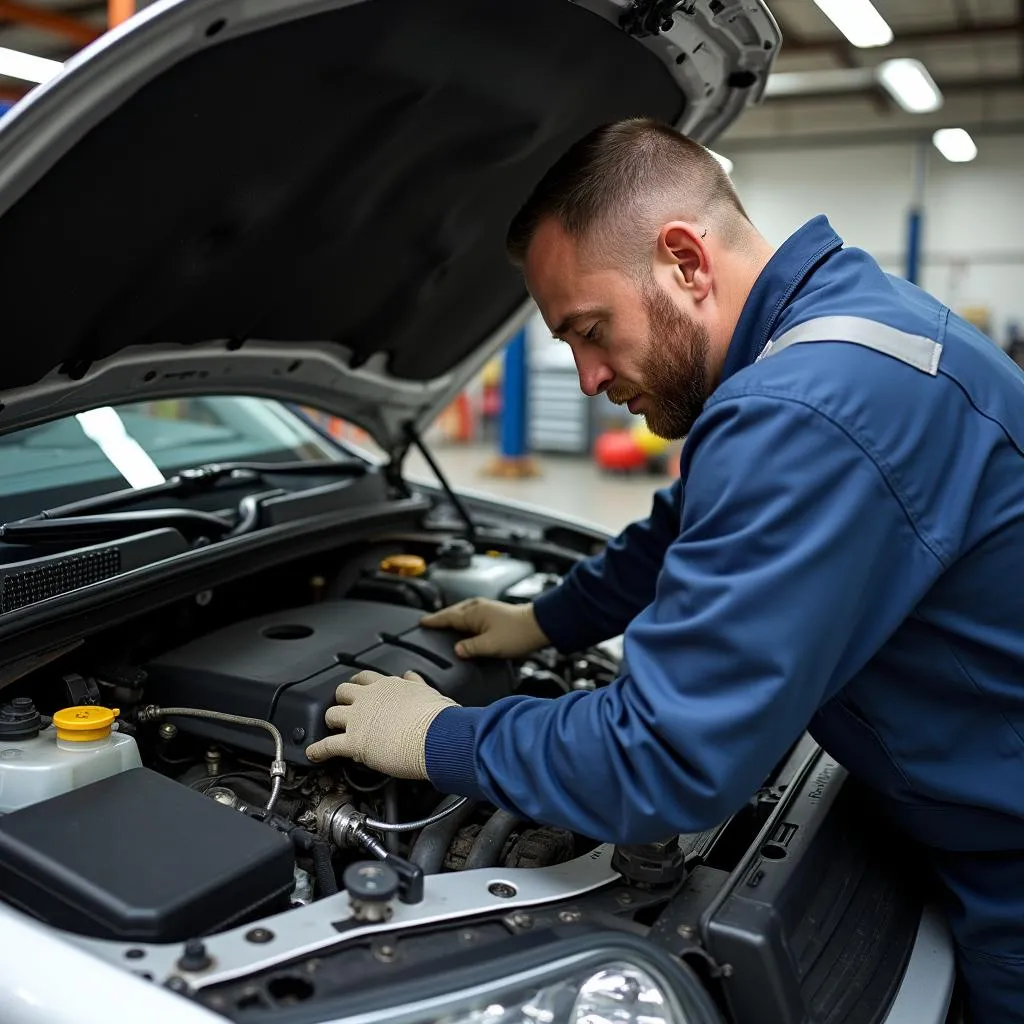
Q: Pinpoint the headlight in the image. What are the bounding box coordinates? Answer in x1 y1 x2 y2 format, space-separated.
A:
448 961 678 1024
340 942 711 1024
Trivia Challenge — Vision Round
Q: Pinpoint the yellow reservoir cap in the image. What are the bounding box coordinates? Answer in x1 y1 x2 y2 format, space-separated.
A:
52 706 119 742
379 554 427 578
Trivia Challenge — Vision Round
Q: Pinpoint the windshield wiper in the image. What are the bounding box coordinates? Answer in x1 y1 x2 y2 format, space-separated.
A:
0 509 235 547
22 458 366 523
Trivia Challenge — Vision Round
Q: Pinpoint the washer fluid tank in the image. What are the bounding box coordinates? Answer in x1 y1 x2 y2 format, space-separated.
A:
427 540 535 604
0 701 142 814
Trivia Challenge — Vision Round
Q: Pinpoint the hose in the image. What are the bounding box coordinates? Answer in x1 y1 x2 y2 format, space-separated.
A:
363 794 470 833
463 809 524 870
382 780 401 855
138 705 286 814
290 829 338 898
408 795 477 875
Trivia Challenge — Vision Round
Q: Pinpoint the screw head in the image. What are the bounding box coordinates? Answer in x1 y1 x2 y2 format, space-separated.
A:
511 912 532 928
165 976 190 994
677 924 695 939
158 723 178 741
720 963 734 978
374 944 396 963
291 726 306 742
488 882 517 899
245 928 274 944
558 909 582 924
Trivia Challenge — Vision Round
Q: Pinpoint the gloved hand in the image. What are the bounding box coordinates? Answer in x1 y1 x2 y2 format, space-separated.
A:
305 670 458 778
420 598 550 659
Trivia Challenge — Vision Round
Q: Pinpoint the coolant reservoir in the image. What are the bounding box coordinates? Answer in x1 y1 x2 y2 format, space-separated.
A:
0 701 142 814
427 539 535 604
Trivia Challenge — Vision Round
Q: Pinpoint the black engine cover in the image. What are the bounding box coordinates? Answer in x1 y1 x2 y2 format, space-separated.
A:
145 599 516 763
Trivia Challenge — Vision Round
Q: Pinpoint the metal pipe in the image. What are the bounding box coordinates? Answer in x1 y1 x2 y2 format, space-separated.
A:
363 795 469 833
138 705 286 813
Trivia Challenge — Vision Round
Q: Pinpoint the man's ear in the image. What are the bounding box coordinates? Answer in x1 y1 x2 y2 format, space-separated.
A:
658 222 712 301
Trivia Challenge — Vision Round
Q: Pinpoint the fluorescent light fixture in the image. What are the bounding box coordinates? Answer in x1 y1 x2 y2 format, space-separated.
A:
877 58 943 113
812 0 893 48
0 46 63 85
933 128 977 163
707 149 734 175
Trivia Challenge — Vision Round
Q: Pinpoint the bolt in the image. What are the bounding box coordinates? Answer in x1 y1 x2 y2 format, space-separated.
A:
677 924 695 940
195 589 213 607
459 930 476 943
511 912 533 929
245 928 274 944
165 976 190 994
558 909 582 924
158 723 178 741
374 944 396 963
488 882 517 899
616 891 634 906
177 939 212 972
720 963 734 978
124 948 146 960
291 726 306 743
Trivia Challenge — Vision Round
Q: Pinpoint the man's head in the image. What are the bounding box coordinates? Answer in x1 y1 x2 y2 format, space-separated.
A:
506 118 772 439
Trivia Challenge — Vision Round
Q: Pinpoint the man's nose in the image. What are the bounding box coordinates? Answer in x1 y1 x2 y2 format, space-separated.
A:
571 347 614 398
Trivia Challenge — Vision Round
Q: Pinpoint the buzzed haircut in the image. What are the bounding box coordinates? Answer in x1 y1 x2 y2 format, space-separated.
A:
506 118 751 270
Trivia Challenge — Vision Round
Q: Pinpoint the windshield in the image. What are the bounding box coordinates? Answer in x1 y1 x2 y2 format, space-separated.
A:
0 396 349 523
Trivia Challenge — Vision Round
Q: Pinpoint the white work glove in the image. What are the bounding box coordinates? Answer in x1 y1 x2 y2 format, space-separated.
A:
305 670 458 778
420 598 550 659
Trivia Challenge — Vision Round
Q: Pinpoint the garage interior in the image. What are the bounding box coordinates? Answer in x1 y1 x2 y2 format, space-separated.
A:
0 0 1021 532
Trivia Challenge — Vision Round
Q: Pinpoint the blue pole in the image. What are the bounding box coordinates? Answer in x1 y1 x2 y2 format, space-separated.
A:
906 142 927 285
499 328 528 460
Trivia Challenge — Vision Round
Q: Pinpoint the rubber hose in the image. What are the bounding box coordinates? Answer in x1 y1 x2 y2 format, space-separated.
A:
310 838 338 897
463 809 524 870
409 795 477 875
382 780 401 855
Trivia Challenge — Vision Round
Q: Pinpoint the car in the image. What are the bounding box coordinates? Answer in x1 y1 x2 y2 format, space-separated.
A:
0 2 960 1022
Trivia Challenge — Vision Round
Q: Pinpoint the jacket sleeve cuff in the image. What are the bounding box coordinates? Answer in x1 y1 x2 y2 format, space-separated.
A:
533 580 603 653
424 706 487 798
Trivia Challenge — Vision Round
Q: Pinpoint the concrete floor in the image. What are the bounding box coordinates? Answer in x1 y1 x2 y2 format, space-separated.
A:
403 443 676 534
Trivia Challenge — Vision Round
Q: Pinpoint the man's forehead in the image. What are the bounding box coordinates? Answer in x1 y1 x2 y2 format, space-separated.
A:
524 220 589 327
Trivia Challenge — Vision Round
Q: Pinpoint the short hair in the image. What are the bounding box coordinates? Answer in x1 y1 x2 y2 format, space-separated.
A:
506 118 750 270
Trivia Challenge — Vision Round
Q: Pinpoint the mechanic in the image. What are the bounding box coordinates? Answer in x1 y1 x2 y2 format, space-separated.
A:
307 119 1024 1022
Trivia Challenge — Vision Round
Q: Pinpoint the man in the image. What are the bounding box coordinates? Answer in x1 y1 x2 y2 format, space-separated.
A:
307 119 1024 1021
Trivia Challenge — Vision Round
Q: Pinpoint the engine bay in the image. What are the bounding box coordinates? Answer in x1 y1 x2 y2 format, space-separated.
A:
0 522 929 1023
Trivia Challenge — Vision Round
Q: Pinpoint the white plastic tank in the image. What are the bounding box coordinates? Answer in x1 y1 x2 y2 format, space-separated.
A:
0 700 142 815
427 539 536 604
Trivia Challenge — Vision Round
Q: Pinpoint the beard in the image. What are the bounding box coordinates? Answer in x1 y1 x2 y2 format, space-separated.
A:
607 281 711 440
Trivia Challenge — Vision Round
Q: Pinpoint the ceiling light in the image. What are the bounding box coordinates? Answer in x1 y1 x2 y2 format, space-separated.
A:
707 149 734 175
877 58 943 113
933 128 977 163
0 46 63 85
812 0 893 48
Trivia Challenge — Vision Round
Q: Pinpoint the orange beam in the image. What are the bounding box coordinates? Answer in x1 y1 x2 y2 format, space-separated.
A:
108 0 134 28
0 1 101 46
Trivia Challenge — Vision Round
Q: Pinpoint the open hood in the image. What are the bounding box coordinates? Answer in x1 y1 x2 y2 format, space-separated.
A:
0 0 779 455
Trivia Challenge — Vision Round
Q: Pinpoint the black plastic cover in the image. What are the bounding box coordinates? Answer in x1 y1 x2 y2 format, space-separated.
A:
702 752 922 1024
145 599 517 763
0 767 294 942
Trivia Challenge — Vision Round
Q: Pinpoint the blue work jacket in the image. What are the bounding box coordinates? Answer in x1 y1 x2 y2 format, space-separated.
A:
426 216 1024 1022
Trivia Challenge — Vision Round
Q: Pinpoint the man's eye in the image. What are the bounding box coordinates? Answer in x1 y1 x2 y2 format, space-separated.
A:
583 324 601 342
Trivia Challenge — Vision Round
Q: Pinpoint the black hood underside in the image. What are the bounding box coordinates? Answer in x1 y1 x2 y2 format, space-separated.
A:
0 0 683 390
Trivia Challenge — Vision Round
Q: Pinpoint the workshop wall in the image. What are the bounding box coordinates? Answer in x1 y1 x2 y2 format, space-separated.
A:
729 134 1024 348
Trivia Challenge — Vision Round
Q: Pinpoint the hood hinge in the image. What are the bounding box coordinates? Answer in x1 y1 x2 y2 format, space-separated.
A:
620 0 696 38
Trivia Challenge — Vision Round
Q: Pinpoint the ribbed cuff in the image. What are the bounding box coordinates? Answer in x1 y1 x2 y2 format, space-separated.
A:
424 706 487 798
533 583 597 653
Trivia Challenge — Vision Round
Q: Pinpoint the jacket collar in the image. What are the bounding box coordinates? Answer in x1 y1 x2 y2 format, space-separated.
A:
719 215 844 385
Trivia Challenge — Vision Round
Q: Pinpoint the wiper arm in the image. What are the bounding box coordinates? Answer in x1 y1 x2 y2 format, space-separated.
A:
26 458 366 522
0 509 234 547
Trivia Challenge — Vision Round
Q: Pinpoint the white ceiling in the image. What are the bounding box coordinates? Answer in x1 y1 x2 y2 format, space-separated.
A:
1 0 1022 148
723 0 1024 149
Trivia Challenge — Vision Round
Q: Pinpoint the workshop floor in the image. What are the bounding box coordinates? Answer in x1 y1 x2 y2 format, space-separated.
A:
403 443 676 534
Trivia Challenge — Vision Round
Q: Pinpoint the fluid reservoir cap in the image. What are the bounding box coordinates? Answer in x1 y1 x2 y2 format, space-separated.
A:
436 538 474 569
344 861 400 903
52 705 119 742
379 554 427 578
0 696 42 740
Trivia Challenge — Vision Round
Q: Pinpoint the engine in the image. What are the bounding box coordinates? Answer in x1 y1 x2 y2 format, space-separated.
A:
0 539 619 945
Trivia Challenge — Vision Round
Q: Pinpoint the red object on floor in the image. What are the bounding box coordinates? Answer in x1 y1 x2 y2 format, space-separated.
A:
594 430 647 471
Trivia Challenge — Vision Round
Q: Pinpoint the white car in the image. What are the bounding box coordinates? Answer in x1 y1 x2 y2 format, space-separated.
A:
0 2 958 1022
